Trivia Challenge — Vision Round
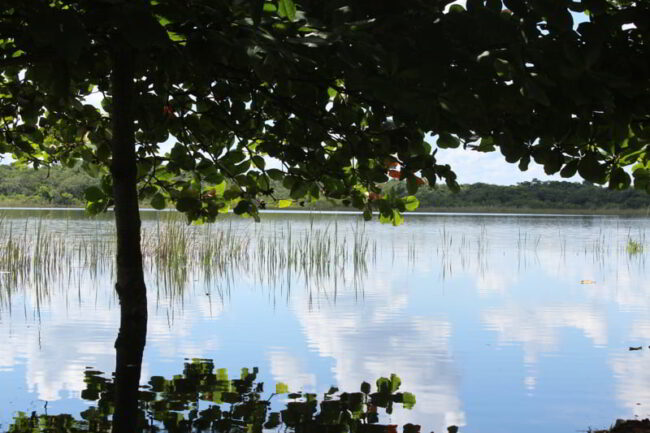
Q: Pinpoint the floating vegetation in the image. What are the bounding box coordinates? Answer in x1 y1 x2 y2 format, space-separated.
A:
626 238 644 255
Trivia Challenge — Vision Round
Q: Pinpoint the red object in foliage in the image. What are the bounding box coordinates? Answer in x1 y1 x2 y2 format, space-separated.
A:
385 425 398 433
368 192 382 201
384 159 400 168
388 170 401 179
415 177 425 185
163 104 175 118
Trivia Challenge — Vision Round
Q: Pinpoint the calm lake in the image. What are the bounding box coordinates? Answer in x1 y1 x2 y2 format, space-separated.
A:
0 209 649 432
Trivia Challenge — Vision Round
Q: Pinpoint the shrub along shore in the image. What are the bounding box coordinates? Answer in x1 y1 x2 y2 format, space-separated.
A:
1 164 650 215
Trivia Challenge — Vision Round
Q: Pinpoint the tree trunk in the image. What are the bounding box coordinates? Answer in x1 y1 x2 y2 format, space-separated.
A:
111 46 148 433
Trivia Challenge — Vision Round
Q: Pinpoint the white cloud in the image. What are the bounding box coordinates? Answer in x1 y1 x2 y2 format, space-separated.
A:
290 271 466 432
435 147 580 185
482 304 608 364
610 349 650 419
267 350 316 392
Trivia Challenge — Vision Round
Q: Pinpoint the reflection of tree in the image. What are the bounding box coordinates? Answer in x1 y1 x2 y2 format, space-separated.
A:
7 360 417 433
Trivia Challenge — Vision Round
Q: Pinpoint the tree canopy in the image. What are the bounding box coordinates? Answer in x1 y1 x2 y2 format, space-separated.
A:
1 0 648 225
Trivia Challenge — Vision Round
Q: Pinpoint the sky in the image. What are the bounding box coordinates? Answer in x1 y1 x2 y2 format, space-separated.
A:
434 147 579 185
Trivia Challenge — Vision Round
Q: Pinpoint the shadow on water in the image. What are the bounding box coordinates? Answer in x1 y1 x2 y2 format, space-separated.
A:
6 353 422 433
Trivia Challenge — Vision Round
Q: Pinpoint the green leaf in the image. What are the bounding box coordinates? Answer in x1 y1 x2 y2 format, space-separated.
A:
402 392 416 409
176 197 200 213
478 137 495 152
257 174 271 191
251 0 264 24
234 200 252 215
437 133 460 149
213 180 227 197
376 377 391 393
277 0 296 21
390 373 402 392
267 169 284 181
609 167 631 190
276 382 289 394
325 386 339 395
290 181 310 199
403 196 419 211
560 160 579 178
151 192 166 210
392 209 404 227
543 152 563 175
85 200 106 216
578 154 607 184
360 382 371 394
252 155 265 169
278 199 292 208
84 186 105 202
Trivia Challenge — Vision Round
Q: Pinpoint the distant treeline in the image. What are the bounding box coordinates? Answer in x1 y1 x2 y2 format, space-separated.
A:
0 164 92 206
1 164 650 213
389 179 650 212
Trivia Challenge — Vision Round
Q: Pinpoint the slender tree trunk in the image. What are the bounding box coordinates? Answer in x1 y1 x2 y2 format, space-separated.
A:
111 46 147 433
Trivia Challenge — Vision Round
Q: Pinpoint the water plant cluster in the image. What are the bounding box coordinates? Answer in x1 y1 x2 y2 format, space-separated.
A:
0 214 374 310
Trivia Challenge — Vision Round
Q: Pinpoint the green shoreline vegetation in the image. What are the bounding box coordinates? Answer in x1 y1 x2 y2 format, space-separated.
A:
2 164 650 215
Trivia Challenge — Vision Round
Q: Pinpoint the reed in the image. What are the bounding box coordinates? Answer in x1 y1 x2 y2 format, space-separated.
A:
1 213 647 313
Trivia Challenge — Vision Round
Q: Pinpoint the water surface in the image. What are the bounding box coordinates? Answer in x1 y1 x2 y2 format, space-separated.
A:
0 209 649 432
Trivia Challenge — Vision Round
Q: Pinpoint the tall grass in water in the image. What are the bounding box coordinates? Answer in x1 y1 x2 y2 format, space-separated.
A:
3 213 646 313
140 213 372 296
0 214 374 315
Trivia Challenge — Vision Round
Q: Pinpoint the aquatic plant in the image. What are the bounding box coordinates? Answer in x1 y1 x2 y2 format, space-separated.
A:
0 215 373 309
626 238 644 255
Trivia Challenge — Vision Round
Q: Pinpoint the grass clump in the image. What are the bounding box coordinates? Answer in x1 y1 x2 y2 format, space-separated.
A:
626 238 643 255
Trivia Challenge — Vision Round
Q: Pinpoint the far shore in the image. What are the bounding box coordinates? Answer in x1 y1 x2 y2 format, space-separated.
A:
1 202 649 217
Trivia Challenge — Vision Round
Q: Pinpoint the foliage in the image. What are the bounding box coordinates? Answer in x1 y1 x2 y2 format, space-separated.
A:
0 0 648 226
7 360 418 433
3 163 650 212
0 164 94 205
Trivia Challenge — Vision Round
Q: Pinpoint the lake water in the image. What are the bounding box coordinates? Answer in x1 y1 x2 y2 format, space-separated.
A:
0 209 649 432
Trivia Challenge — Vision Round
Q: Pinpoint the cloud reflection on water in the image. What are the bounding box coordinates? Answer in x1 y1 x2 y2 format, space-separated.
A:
1 213 649 432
